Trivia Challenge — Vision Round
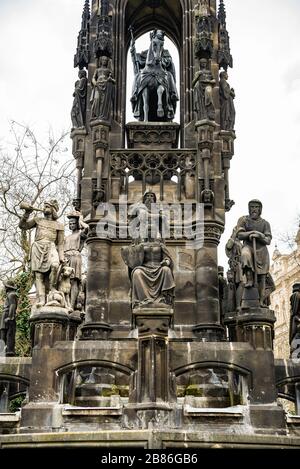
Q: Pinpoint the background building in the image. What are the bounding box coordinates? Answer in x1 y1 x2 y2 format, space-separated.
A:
270 227 300 359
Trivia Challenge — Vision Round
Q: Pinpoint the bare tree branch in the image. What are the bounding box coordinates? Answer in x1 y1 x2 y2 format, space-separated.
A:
0 122 76 278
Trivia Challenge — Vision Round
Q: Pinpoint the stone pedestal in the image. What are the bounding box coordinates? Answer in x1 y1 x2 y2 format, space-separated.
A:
30 308 69 348
194 222 225 341
68 311 83 341
124 307 177 429
223 311 238 341
229 308 276 350
220 129 236 158
195 119 215 150
80 236 113 340
126 122 180 149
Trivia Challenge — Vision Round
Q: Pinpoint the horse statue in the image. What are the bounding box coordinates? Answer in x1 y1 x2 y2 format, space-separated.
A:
130 29 179 122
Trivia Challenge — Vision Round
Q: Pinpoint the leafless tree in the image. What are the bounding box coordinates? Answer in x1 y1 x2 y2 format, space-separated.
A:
276 215 300 268
0 121 76 281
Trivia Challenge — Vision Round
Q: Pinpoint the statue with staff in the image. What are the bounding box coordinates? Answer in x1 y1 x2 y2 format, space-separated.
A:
236 200 272 307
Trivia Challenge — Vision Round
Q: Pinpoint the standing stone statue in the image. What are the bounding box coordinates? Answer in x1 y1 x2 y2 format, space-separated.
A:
122 191 175 309
19 201 65 309
263 274 276 307
225 226 244 311
194 0 210 18
219 71 235 131
236 200 272 307
130 29 179 122
0 280 18 356
290 283 300 356
226 269 237 314
90 56 116 121
71 69 88 129
193 58 215 121
64 211 88 310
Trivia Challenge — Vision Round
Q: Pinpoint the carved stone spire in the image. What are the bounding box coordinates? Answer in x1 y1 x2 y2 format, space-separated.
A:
100 0 109 16
83 0 90 20
194 1 213 59
94 0 113 59
217 0 233 70
74 0 91 69
218 0 226 26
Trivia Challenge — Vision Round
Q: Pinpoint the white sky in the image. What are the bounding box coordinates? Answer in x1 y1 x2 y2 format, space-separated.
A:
0 0 300 268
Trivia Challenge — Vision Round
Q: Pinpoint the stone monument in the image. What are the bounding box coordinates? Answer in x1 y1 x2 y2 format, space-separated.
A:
1 0 300 450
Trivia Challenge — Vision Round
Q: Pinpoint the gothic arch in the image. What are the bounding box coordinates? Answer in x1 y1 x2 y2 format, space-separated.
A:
173 360 253 387
112 0 195 145
55 359 135 377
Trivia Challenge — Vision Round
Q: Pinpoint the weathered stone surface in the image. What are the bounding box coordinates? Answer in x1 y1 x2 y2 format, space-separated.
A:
2 0 299 447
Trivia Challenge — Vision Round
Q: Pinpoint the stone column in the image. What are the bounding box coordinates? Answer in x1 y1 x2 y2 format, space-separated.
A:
194 225 224 340
193 120 224 340
220 130 236 212
124 308 177 429
70 128 87 210
90 120 110 214
80 226 112 340
235 308 276 351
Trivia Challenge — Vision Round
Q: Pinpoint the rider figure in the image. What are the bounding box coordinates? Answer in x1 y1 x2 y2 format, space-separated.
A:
130 29 179 122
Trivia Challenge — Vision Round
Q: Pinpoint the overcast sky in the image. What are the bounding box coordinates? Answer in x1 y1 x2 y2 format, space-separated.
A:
0 0 299 268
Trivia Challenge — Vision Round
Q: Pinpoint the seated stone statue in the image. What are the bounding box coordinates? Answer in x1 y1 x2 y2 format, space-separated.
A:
122 191 175 309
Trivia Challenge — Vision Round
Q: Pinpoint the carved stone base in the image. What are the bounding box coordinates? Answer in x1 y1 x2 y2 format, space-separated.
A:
79 322 113 340
193 324 225 341
220 129 236 158
195 119 216 149
68 311 83 341
241 286 260 309
129 307 176 410
126 122 180 149
30 308 69 348
229 308 276 350
224 312 238 341
132 307 174 333
123 403 176 430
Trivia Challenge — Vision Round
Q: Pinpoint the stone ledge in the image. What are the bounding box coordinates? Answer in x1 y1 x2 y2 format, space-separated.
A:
0 412 20 423
183 405 244 418
62 406 123 417
1 430 300 448
286 415 300 424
